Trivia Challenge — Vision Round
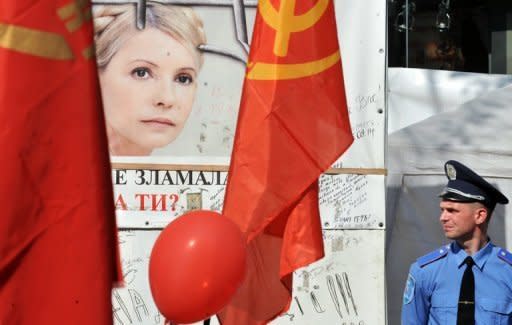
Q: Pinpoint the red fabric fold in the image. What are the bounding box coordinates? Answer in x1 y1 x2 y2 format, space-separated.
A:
0 1 122 323
218 0 353 323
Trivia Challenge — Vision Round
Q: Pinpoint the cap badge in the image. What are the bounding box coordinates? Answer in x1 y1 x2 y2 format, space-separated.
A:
446 163 456 180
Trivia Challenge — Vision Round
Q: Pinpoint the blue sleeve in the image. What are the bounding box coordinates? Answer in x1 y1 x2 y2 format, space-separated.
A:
401 263 430 325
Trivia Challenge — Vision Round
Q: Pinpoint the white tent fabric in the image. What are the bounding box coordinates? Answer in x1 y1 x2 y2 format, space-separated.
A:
388 68 512 133
385 85 512 325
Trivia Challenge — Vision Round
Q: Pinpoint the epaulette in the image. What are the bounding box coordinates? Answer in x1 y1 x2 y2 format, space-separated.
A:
498 248 512 266
417 245 450 267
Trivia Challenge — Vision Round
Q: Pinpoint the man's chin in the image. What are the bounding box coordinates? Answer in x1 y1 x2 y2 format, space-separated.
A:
444 232 457 240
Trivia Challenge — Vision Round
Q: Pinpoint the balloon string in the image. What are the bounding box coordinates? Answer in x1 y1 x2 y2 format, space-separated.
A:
163 318 211 324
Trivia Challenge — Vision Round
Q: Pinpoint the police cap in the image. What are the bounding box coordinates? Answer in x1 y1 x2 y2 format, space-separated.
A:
439 160 508 210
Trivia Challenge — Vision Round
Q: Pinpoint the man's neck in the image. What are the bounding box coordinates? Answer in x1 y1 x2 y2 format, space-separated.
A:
457 234 489 255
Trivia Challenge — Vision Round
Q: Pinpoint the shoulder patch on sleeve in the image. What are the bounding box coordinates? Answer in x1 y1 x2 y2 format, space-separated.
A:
417 245 449 267
498 248 512 266
403 273 415 305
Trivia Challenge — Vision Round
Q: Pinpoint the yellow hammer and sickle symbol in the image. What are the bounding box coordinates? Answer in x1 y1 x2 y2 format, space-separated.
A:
0 0 93 60
247 0 341 81
0 23 74 60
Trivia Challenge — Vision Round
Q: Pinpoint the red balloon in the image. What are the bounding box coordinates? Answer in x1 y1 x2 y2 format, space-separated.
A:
149 210 246 324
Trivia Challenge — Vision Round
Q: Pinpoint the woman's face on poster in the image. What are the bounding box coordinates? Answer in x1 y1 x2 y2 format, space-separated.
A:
99 28 199 156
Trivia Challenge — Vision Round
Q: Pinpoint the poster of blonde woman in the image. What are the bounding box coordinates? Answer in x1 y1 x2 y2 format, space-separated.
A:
93 1 255 160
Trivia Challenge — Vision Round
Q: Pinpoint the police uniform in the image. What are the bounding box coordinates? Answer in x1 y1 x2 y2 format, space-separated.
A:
401 160 512 324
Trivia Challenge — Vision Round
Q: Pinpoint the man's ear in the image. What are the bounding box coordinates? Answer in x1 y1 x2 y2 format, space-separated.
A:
475 206 489 225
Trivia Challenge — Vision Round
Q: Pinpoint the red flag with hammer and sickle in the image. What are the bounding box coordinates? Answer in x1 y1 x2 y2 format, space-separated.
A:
218 0 353 323
0 0 122 323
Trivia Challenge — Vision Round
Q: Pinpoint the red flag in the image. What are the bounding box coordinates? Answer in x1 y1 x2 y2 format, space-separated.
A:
0 0 122 323
218 0 353 323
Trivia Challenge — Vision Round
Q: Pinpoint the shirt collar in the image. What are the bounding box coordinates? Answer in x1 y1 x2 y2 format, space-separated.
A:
450 240 494 270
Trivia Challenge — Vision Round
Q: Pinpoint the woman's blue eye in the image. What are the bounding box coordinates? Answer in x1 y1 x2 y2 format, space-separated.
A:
132 67 150 79
176 74 193 84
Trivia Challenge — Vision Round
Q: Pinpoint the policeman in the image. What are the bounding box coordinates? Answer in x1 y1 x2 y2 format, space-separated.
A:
401 160 512 324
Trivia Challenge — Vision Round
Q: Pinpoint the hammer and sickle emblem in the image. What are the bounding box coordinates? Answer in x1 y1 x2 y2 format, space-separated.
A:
0 23 74 60
247 0 341 80
260 0 329 57
0 0 94 60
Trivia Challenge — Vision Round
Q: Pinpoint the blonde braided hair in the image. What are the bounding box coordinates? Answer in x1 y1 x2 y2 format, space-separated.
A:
92 3 207 70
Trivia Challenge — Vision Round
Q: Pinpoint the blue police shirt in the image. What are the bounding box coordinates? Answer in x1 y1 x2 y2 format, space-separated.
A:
401 241 512 324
